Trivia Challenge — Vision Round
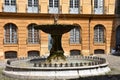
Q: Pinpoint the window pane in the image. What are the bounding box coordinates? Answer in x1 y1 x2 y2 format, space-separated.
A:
4 24 17 44
34 0 38 6
5 0 9 5
54 0 59 7
11 0 16 5
70 0 73 8
49 0 53 7
74 0 79 8
28 24 39 44
28 0 32 6
5 0 16 5
94 0 98 8
70 27 80 44
94 26 104 43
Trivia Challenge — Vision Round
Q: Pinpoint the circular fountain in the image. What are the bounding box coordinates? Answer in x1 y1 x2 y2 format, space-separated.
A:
3 15 111 80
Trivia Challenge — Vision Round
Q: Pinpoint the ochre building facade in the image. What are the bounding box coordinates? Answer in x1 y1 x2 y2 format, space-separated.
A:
0 0 119 59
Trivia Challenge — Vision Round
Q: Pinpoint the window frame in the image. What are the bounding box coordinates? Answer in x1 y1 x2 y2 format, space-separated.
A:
94 25 105 43
28 24 40 44
28 0 38 7
4 0 16 5
70 27 80 44
94 0 104 14
49 0 59 8
4 24 17 44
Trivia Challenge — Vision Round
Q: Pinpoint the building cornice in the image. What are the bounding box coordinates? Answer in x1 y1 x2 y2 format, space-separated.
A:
0 12 115 19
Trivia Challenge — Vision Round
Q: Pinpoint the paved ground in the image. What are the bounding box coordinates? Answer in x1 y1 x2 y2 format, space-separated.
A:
95 54 120 75
0 54 120 80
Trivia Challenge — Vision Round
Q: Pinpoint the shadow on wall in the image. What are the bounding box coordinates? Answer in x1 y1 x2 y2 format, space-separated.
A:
110 0 119 54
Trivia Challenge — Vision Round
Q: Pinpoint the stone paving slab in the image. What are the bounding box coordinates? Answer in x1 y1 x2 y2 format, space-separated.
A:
95 54 120 75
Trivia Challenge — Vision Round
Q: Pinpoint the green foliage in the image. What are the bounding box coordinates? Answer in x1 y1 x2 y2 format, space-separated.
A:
47 50 66 62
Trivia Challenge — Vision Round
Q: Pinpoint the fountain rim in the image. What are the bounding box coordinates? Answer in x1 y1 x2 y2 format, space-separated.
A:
3 56 111 79
5 56 108 69
34 24 79 29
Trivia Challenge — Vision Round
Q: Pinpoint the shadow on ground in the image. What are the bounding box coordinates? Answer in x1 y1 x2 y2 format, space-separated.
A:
69 74 120 80
112 54 120 56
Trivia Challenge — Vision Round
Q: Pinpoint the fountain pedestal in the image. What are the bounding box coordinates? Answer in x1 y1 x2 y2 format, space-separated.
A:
34 24 76 61
48 34 66 62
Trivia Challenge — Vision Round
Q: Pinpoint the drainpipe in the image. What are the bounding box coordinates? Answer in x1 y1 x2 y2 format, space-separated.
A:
88 17 92 55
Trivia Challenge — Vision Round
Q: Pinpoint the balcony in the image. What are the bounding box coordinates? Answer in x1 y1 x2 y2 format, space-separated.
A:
48 5 62 14
27 5 40 13
69 6 82 14
92 6 107 14
2 3 17 12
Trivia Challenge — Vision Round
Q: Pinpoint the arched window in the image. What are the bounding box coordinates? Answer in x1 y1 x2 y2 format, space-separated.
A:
94 25 105 43
3 0 16 12
28 24 39 44
94 0 104 14
4 23 17 44
28 51 39 57
70 27 80 44
5 51 17 59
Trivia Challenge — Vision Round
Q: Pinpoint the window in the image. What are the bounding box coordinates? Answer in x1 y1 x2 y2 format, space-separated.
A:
28 0 38 7
28 24 39 44
27 0 39 13
69 0 80 14
70 27 80 44
28 51 39 57
4 24 17 44
4 0 16 12
5 51 17 59
49 0 59 13
94 25 105 43
5 0 16 5
5 0 9 5
11 0 16 5
94 0 98 8
49 0 59 7
70 50 81 55
94 0 104 14
48 34 53 50
116 26 120 46
54 0 59 7
70 0 79 8
94 49 104 54
116 0 120 14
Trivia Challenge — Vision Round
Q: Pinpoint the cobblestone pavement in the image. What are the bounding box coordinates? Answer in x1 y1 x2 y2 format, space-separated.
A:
0 54 120 80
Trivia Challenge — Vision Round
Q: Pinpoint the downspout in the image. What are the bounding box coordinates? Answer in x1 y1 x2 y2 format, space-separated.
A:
88 17 91 54
88 0 93 55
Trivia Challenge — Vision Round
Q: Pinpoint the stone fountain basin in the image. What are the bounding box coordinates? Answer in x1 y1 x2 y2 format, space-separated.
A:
34 24 77 34
3 56 111 80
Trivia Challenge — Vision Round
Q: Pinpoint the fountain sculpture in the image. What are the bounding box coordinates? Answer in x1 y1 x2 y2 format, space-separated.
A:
34 14 77 62
3 14 111 80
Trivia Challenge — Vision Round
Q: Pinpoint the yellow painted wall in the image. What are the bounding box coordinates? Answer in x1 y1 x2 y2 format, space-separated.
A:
0 0 117 59
0 0 115 14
